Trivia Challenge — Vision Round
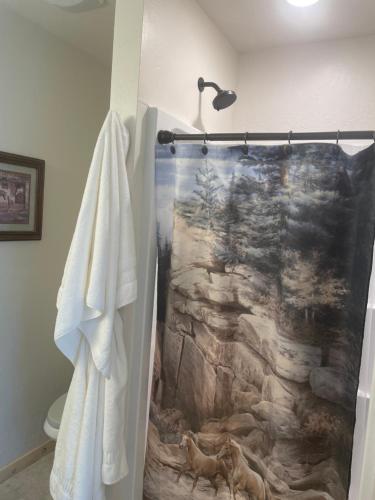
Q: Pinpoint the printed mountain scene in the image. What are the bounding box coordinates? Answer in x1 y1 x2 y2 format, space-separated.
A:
143 143 375 500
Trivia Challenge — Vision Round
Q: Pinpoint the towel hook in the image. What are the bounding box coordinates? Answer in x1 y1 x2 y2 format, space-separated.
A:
288 130 293 145
336 130 340 145
202 133 208 155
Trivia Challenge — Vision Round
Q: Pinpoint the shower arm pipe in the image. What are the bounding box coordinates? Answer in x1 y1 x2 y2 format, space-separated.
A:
158 130 375 145
198 78 222 93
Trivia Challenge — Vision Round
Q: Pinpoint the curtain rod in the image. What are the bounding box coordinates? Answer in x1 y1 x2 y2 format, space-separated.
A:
158 130 375 145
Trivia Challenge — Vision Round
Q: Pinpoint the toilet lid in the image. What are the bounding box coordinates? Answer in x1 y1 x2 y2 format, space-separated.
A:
47 393 67 429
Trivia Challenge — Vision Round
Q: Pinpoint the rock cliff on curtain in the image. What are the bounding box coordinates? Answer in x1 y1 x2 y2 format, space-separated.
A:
143 143 375 500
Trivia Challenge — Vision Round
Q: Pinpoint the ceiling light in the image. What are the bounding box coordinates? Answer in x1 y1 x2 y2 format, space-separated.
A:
286 0 320 7
46 0 106 11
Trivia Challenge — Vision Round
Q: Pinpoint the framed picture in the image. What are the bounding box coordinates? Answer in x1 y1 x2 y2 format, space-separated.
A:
0 151 45 241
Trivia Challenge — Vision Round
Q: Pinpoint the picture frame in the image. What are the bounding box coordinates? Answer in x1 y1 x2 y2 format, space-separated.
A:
0 151 45 241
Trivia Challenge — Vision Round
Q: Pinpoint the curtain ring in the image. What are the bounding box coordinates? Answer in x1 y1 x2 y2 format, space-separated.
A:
170 135 176 154
202 133 208 155
336 130 340 145
288 130 293 145
242 132 249 155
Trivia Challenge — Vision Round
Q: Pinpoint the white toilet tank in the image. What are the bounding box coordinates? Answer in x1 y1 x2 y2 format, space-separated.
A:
44 393 67 440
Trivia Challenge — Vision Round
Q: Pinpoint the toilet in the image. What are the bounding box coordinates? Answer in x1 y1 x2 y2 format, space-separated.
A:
44 393 67 440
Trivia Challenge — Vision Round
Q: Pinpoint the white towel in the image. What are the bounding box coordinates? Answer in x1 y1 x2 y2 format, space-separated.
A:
50 110 137 500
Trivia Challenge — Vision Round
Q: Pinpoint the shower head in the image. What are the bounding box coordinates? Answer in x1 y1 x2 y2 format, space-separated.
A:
213 90 237 111
198 77 237 111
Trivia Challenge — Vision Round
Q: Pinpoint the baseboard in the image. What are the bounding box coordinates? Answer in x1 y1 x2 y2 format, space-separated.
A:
0 440 55 484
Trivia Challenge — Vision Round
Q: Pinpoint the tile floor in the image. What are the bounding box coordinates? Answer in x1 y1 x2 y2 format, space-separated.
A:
0 453 53 500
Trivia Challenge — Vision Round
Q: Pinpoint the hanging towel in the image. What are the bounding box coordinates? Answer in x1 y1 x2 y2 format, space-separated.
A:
50 110 137 500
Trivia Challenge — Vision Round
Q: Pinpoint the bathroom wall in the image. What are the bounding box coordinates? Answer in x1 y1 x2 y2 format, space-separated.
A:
0 6 110 469
139 0 239 132
108 1 145 499
140 6 375 137
233 34 375 133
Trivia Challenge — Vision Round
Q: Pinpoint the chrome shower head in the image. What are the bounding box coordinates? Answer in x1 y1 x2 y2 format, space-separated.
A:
198 77 237 111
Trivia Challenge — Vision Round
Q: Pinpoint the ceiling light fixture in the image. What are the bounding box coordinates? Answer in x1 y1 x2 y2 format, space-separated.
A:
286 0 320 7
46 0 106 11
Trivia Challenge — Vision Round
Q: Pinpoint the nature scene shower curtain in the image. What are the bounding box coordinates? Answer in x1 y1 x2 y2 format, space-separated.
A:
143 143 375 500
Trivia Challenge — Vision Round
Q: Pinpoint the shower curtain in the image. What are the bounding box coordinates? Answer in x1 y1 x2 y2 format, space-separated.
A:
143 142 375 500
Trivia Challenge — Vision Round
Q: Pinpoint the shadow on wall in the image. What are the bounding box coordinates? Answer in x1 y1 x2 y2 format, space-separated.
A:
193 92 204 132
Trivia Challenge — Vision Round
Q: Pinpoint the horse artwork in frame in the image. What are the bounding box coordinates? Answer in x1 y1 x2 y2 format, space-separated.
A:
0 151 44 241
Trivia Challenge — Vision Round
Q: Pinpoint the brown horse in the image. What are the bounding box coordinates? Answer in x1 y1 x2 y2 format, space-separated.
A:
218 438 266 500
178 431 232 496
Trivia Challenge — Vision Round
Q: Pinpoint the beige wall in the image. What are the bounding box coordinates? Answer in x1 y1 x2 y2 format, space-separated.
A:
108 1 145 499
139 0 239 133
0 6 110 468
139 4 375 137
233 35 375 133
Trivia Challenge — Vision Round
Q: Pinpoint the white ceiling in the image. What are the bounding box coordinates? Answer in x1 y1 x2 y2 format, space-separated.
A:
196 0 375 52
0 0 115 66
3 0 375 65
